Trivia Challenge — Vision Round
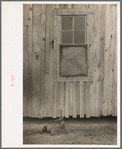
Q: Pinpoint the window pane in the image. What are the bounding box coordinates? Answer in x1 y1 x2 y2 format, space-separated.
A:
62 16 73 30
74 31 85 43
74 16 85 31
61 46 87 76
62 31 73 43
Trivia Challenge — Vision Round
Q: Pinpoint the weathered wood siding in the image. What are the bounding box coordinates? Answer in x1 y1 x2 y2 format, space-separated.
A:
23 4 117 118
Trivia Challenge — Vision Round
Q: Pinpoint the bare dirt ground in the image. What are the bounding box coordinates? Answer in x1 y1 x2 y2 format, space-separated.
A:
23 116 117 145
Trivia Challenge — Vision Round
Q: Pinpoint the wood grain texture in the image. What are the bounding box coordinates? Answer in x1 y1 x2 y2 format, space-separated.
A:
92 4 101 117
54 15 61 81
80 81 84 118
103 5 111 116
54 8 93 15
65 82 70 117
90 81 94 116
26 4 33 117
60 82 65 117
32 4 46 118
23 4 117 118
76 82 80 115
53 82 57 118
85 82 90 118
87 14 94 80
112 5 117 116
23 4 32 117
98 4 105 116
57 82 60 117
45 4 54 117
45 4 52 73
73 82 77 118
107 4 116 115
69 82 73 116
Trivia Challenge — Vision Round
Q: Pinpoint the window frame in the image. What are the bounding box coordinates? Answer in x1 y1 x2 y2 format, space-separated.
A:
61 15 87 44
53 8 94 82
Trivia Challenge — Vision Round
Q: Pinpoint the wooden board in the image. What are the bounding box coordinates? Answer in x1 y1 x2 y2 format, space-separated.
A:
80 81 84 118
112 5 117 116
103 5 111 116
98 4 106 116
92 4 101 117
57 82 60 117
32 4 46 118
26 4 33 117
60 47 87 76
85 82 90 118
54 8 93 15
23 4 33 117
54 15 61 81
23 4 31 117
44 4 53 117
65 82 69 117
87 14 94 80
60 82 65 117
69 82 73 116
45 4 52 74
76 82 80 115
73 82 77 118
53 82 57 118
107 4 116 115
90 81 94 116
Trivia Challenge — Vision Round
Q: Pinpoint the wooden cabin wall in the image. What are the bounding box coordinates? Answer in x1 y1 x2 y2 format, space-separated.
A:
23 4 117 118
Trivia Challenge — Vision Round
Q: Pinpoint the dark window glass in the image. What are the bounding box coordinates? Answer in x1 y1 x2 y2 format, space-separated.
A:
62 31 73 43
62 16 73 30
74 31 85 43
74 16 85 31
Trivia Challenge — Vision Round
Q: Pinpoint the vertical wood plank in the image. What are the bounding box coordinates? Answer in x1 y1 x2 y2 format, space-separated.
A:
85 82 90 118
112 5 117 116
67 4 73 8
93 4 101 117
53 82 57 118
76 82 80 116
23 4 32 117
90 81 94 116
56 82 60 117
32 4 46 118
69 82 73 116
26 4 33 117
87 4 94 117
73 82 77 118
44 4 54 117
60 82 65 117
80 81 84 118
65 82 69 118
103 5 111 116
53 4 60 117
87 14 94 80
45 4 55 117
54 15 60 81
107 4 116 115
45 4 52 73
98 4 106 116
84 82 86 115
73 4 81 9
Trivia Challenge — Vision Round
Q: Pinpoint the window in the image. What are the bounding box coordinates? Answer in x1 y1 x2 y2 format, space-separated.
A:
61 15 87 77
62 16 86 44
54 9 93 82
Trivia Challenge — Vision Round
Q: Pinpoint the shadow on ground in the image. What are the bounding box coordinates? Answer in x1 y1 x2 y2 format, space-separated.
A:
23 116 117 145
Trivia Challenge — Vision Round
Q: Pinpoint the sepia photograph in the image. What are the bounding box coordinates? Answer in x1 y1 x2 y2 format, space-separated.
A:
23 3 118 145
